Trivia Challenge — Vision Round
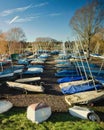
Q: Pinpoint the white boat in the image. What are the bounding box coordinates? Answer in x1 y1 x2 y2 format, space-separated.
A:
65 90 104 105
59 80 92 89
15 77 41 83
55 59 68 63
31 59 44 64
69 106 100 121
27 54 35 59
13 68 23 74
69 106 93 119
0 100 13 113
90 54 101 58
27 67 43 73
7 81 44 92
27 102 51 123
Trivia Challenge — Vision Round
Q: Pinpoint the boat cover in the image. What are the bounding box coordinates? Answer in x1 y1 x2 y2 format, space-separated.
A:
61 83 102 94
57 76 86 83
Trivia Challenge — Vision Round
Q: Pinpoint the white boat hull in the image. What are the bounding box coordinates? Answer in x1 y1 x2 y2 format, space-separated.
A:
28 68 43 72
27 103 51 123
15 77 41 83
59 80 92 89
0 100 13 113
69 106 93 119
7 81 44 92
65 90 104 105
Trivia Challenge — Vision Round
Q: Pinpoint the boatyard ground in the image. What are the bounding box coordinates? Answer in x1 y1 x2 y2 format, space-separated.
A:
0 55 104 129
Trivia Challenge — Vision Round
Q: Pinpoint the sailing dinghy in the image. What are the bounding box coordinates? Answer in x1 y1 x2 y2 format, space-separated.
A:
65 90 104 105
7 81 44 92
57 76 86 84
61 83 103 94
59 79 92 89
0 100 13 113
15 77 41 83
69 106 100 122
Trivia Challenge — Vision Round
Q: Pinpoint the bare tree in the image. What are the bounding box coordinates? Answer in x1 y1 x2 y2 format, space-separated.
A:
0 32 8 54
70 0 104 58
6 27 26 54
6 27 26 42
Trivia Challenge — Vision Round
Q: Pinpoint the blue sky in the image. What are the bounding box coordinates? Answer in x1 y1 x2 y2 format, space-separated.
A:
0 0 87 42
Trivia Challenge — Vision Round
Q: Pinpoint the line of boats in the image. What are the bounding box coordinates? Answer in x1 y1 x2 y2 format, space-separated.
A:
0 52 51 93
54 52 104 106
0 49 104 106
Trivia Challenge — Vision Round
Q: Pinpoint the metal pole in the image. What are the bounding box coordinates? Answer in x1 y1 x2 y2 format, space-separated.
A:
74 38 89 82
78 36 97 91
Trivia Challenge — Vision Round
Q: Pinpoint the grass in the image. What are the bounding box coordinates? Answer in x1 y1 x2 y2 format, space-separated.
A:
0 107 104 130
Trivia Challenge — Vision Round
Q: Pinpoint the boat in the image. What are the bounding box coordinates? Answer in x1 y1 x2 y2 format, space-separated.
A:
55 69 78 77
27 64 44 68
56 54 70 60
55 59 68 64
55 59 70 64
95 77 104 85
39 53 50 59
55 63 71 68
65 90 104 105
23 68 43 75
0 69 14 78
15 77 41 83
7 81 44 92
27 102 51 123
69 106 100 122
0 59 11 65
6 65 24 74
69 106 93 119
31 59 44 64
18 58 29 65
74 61 99 69
57 76 86 84
0 100 13 113
80 67 104 76
27 67 43 72
59 79 92 89
90 53 101 58
22 67 43 75
61 83 103 94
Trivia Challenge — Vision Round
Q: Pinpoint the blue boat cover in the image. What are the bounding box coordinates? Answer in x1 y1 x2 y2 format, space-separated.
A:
57 76 86 83
55 69 78 77
61 83 102 94
57 69 76 74
27 64 44 68
23 70 42 75
55 73 79 77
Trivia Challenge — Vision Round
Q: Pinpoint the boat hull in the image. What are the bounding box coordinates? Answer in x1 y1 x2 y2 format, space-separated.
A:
7 81 44 92
0 100 13 113
65 90 104 105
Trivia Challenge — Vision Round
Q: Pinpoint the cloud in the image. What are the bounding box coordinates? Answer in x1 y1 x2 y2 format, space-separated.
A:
49 13 62 16
33 2 48 8
9 16 19 24
10 16 40 23
0 2 48 17
0 5 32 16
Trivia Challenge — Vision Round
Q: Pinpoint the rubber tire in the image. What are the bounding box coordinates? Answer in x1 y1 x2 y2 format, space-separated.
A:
87 112 100 122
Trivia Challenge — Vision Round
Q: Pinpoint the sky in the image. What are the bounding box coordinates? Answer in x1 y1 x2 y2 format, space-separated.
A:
0 0 87 42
